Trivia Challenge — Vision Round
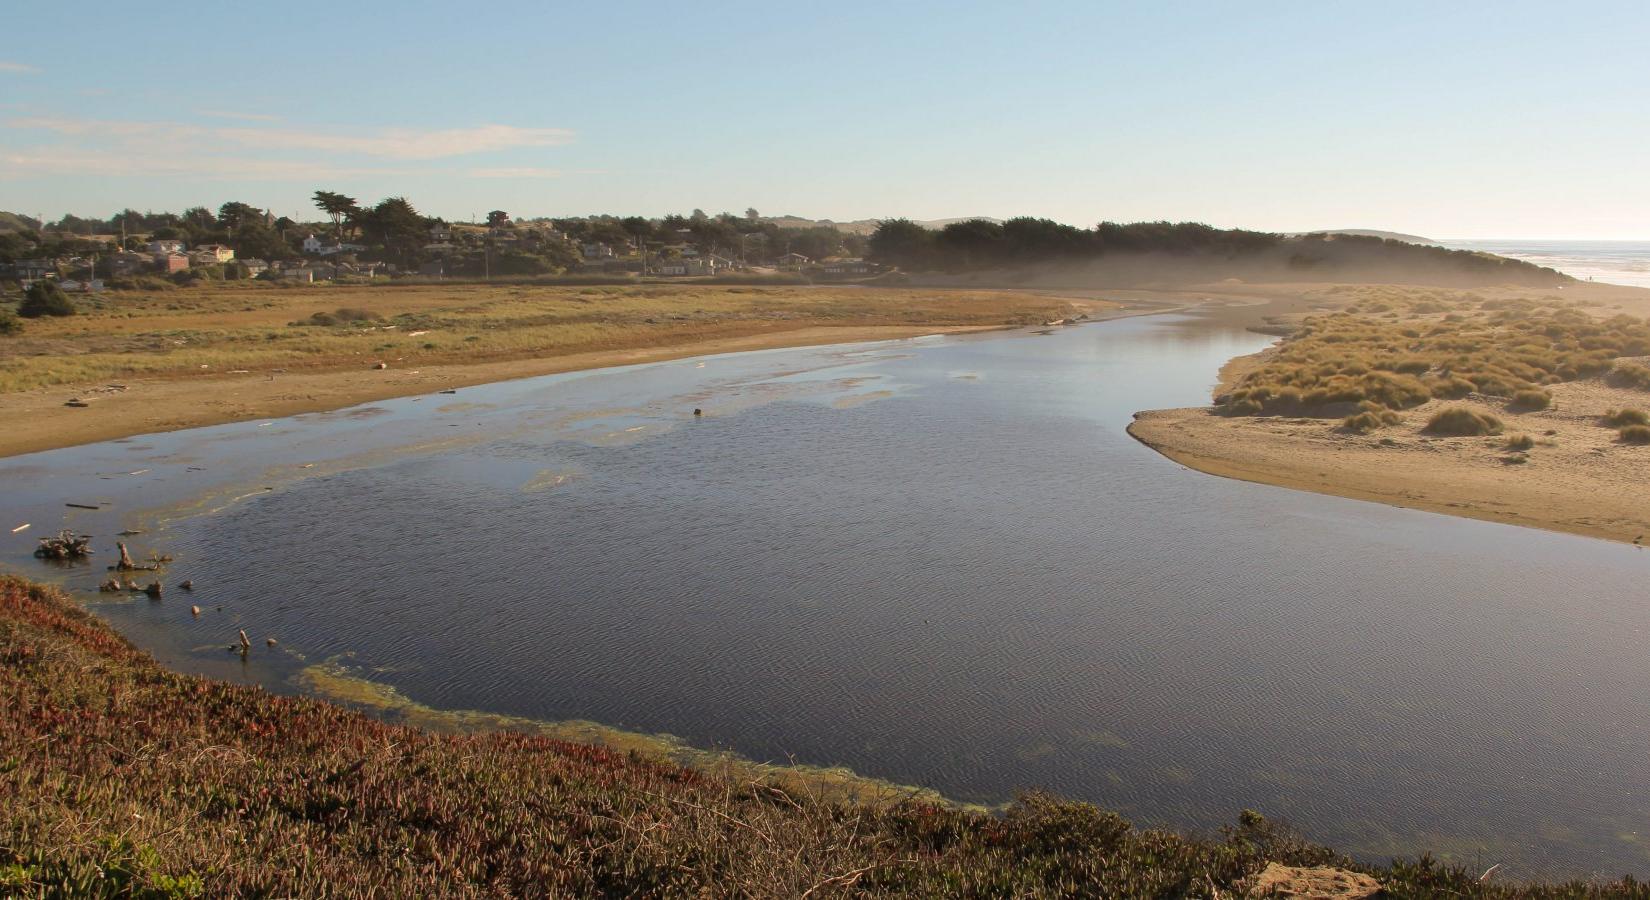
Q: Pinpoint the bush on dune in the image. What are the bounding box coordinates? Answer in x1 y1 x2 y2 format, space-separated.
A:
1424 407 1504 436
1509 389 1552 411
1608 362 1650 390
1619 425 1650 445
1603 408 1650 427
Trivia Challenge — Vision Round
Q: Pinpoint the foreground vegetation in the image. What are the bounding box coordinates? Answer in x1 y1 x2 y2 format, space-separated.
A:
0 282 1077 393
3 576 1648 897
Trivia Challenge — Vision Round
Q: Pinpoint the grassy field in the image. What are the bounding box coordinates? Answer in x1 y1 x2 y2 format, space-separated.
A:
0 282 1085 393
4 575 1648 897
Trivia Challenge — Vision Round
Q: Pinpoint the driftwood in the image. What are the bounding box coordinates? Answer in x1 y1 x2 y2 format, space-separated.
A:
35 530 93 560
238 630 252 656
111 541 171 572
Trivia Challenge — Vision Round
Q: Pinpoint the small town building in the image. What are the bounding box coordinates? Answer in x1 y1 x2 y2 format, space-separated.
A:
157 253 190 274
146 239 185 255
776 252 812 270
822 257 873 275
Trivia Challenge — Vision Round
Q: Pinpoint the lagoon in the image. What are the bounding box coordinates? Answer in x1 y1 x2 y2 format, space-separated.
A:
4 314 1648 877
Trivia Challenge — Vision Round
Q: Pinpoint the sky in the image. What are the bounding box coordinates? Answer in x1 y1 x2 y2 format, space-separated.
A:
1 1 1646 239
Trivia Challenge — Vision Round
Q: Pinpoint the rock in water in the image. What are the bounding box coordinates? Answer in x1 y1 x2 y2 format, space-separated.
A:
1247 862 1381 898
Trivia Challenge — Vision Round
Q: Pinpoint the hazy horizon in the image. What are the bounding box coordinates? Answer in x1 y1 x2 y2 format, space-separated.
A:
2 1 1646 240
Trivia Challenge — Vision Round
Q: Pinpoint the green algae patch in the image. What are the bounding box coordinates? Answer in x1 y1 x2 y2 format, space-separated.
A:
297 659 959 808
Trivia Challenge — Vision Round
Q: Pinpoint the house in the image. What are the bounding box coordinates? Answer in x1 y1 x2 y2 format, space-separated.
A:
157 253 190 274
146 239 185 255
316 241 367 257
280 268 313 283
582 242 616 260
301 234 323 254
418 260 446 277
196 244 235 263
237 258 270 277
429 223 453 242
336 261 383 279
58 278 105 292
822 257 874 276
654 255 737 277
776 252 812 270
9 259 55 281
108 252 150 276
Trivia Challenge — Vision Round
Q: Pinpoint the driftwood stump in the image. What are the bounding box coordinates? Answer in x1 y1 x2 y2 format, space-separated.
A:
35 530 93 560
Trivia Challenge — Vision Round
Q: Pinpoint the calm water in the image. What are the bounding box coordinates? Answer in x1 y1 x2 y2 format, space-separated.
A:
1445 239 1650 288
5 315 1650 877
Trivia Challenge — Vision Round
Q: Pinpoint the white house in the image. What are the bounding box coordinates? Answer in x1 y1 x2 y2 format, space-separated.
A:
196 243 235 263
147 239 185 255
301 234 322 254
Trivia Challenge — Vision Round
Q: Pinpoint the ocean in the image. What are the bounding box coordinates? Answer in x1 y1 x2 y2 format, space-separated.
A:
1443 239 1650 288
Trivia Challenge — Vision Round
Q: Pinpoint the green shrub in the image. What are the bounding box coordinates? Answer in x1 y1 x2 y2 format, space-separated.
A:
1504 433 1534 451
1620 425 1650 444
299 307 381 327
1423 407 1504 436
1509 388 1551 410
1602 408 1649 427
0 308 20 335
18 281 76 318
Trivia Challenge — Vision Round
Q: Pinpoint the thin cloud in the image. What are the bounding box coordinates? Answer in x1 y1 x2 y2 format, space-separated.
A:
467 167 568 178
216 123 573 159
196 108 282 123
0 61 39 74
0 146 418 181
7 117 574 160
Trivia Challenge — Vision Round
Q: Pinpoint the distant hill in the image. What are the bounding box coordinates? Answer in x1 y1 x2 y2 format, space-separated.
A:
1290 229 1439 246
761 215 1000 235
0 211 42 233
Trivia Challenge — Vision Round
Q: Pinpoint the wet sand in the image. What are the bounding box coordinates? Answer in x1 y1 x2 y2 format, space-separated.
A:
0 324 1009 458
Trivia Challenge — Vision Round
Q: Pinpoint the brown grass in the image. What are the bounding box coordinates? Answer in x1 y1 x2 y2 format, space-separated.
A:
0 282 1091 393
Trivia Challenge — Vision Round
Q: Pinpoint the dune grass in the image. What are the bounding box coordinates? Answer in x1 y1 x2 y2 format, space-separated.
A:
1424 407 1505 436
0 282 1082 393
1603 408 1650 427
1218 289 1650 428
1618 425 1650 445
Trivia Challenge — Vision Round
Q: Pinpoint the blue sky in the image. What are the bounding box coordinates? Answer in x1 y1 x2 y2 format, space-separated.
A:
1 1 1646 238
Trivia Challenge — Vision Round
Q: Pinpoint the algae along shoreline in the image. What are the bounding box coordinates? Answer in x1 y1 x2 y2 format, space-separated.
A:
1129 280 1650 545
4 574 1648 898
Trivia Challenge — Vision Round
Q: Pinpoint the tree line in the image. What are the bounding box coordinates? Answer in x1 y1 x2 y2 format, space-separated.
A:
866 217 1564 283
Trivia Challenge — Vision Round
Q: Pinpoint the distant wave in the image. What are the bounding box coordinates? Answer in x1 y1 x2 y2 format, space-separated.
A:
1443 240 1650 288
